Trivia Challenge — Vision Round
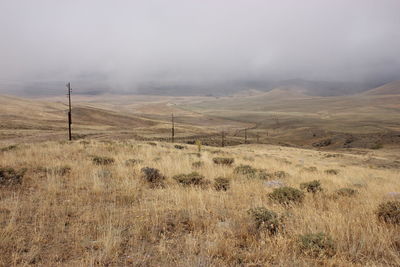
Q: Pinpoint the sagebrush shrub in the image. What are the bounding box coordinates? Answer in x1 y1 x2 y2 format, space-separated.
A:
302 166 318 172
173 172 209 187
141 167 165 187
174 144 185 150
300 180 323 193
49 165 71 176
269 186 305 205
125 159 143 166
257 170 272 180
158 209 193 235
214 177 230 191
192 161 204 168
234 164 257 177
248 207 282 235
335 188 358 197
298 232 335 257
212 157 234 166
273 171 289 179
0 167 26 186
325 169 339 175
92 156 115 165
376 201 400 224
0 145 17 152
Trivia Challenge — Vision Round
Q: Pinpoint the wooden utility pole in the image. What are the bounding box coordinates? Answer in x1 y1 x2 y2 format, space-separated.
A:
256 133 260 143
171 113 175 143
66 82 72 141
221 131 225 147
244 128 247 144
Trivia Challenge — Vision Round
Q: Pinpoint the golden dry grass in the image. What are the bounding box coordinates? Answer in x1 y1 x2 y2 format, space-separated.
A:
0 140 399 266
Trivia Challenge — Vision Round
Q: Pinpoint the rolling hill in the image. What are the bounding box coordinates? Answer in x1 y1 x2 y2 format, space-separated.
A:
363 80 400 95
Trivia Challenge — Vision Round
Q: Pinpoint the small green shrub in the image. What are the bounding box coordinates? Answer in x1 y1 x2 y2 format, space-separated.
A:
214 177 230 191
376 201 400 224
335 188 358 197
0 167 26 186
92 156 115 165
192 161 204 168
141 167 165 187
298 232 335 257
248 207 282 235
268 186 305 205
213 157 234 166
173 172 209 187
325 169 339 175
234 164 257 177
300 180 323 193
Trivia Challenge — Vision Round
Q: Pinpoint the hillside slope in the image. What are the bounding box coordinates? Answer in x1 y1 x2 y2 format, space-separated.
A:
0 140 399 266
363 81 400 95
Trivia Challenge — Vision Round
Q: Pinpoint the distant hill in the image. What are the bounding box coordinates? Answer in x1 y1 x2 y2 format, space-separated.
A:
1 78 381 97
265 79 373 97
363 81 400 95
136 79 375 97
0 94 154 130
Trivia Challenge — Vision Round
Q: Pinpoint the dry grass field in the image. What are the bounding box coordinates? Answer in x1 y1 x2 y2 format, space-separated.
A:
1 140 399 266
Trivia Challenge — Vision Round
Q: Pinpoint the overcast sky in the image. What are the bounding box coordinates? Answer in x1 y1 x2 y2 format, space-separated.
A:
0 0 399 93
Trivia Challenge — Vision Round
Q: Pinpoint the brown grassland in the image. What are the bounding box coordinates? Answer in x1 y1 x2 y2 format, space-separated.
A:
1 139 399 266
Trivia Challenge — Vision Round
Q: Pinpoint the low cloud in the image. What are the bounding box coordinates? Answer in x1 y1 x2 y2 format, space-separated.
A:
0 0 399 95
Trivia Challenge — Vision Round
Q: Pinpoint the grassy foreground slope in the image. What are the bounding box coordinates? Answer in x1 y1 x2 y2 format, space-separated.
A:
1 140 399 266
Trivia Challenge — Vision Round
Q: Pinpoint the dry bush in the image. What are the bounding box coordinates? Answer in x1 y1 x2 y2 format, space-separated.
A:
298 232 335 257
325 169 339 175
247 207 282 235
125 159 143 166
47 165 71 176
92 156 115 165
192 161 204 168
256 169 272 180
212 157 234 165
0 144 17 152
273 170 290 178
376 201 400 224
302 166 318 172
174 144 185 150
141 167 165 187
335 188 358 197
213 177 230 191
0 167 26 186
300 180 323 193
173 172 209 187
269 186 305 205
234 164 257 177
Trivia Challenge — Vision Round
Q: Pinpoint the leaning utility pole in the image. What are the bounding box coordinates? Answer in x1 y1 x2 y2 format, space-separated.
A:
221 131 225 147
171 113 175 143
244 128 247 144
66 82 72 141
